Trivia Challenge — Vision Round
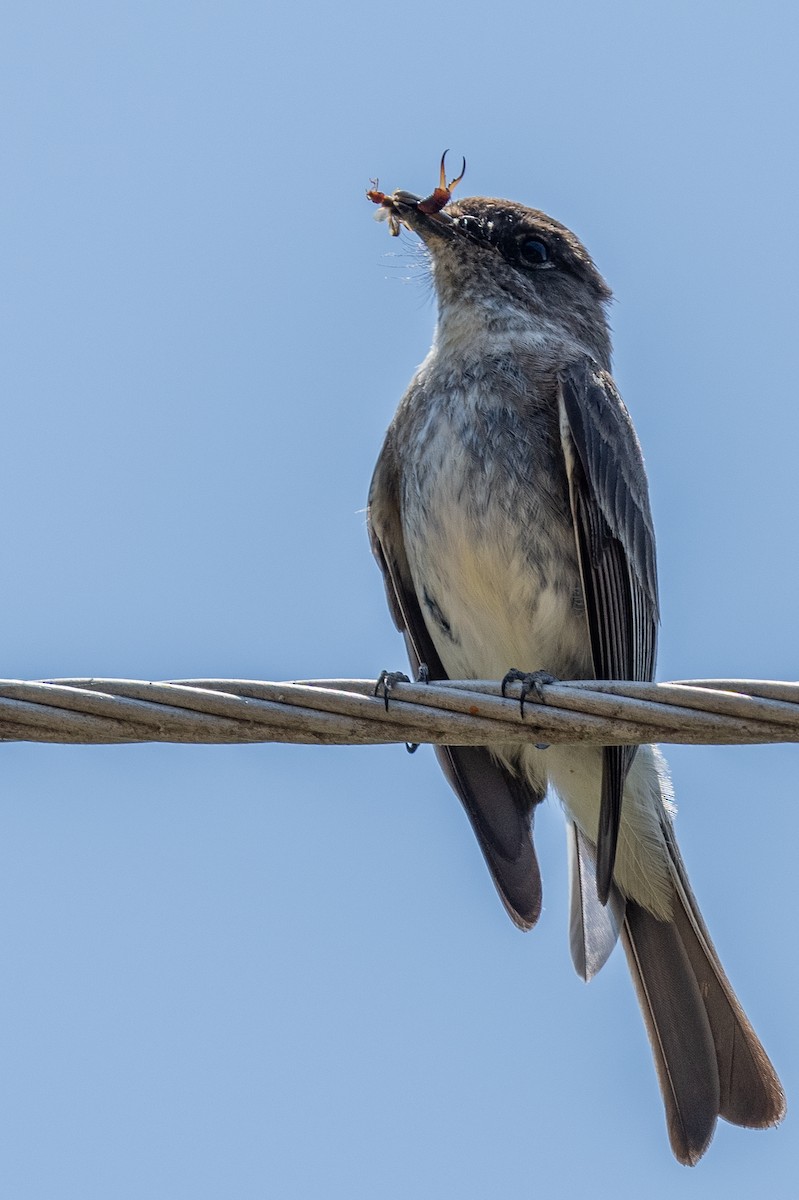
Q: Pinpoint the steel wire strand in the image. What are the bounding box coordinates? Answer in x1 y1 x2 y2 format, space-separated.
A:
0 676 794 747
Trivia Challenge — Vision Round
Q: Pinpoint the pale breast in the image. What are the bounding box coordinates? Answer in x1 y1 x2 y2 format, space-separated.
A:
399 372 591 684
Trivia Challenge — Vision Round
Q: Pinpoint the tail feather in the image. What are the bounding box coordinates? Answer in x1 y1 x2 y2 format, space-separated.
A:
622 903 719 1165
568 821 626 981
621 842 785 1165
662 828 786 1129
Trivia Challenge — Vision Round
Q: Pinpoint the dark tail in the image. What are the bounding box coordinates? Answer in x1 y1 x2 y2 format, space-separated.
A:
622 830 785 1165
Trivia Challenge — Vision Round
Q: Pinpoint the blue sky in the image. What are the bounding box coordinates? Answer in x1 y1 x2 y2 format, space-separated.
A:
1 2 797 1196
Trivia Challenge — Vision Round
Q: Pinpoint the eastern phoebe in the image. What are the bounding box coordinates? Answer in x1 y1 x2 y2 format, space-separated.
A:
366 160 785 1164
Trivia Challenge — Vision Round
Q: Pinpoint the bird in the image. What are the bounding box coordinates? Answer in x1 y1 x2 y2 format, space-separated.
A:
366 155 785 1165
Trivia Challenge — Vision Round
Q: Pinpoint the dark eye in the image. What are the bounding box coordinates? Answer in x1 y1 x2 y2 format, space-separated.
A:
518 237 550 266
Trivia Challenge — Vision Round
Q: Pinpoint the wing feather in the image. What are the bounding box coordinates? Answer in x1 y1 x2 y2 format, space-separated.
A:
559 359 659 903
368 433 543 929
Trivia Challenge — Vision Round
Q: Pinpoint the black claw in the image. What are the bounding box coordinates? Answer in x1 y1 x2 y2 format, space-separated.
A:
500 668 558 717
403 664 430 751
374 669 411 712
500 668 522 699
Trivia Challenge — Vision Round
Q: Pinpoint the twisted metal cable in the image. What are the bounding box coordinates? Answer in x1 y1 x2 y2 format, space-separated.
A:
0 676 798 747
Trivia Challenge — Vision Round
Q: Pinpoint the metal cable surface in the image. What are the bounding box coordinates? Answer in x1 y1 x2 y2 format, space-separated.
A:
0 676 796 747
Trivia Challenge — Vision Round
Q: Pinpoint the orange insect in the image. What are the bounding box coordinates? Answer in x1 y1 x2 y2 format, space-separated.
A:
366 151 466 236
417 150 467 213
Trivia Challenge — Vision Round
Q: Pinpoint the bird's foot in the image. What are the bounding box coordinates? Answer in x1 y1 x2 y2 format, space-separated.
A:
374 665 430 753
406 664 430 752
374 669 411 711
501 669 557 718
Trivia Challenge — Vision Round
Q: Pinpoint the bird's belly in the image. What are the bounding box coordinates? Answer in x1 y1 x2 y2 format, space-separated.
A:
404 476 590 684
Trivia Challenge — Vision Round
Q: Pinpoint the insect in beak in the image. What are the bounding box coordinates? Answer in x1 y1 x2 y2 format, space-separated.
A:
417 149 467 214
366 150 467 236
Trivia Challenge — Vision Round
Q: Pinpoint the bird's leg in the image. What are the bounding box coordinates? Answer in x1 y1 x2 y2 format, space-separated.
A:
405 663 430 753
501 668 557 718
374 665 430 753
374 668 411 711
